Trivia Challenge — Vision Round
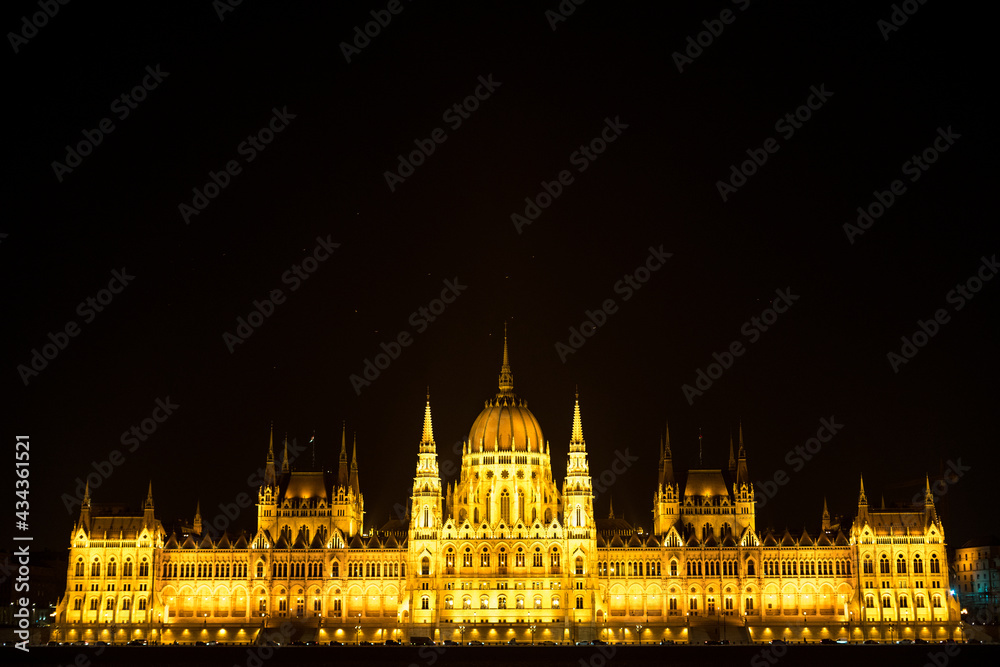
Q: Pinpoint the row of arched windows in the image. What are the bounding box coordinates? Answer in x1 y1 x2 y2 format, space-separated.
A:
72 596 148 612
598 560 662 577
761 559 851 577
75 557 148 578
347 561 403 578
865 553 938 575
439 594 561 611
864 593 942 609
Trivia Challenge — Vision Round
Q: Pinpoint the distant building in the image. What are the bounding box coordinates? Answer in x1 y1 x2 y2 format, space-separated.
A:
953 537 1000 623
52 335 963 644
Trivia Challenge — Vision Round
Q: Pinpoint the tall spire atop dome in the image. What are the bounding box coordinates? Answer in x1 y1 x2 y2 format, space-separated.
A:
498 321 514 395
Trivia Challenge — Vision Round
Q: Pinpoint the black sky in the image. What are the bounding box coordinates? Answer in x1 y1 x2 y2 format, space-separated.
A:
5 1 997 552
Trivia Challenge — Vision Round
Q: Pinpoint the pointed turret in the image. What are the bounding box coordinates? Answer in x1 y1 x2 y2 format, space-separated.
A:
78 480 92 530
193 501 202 535
821 497 830 531
728 431 736 474
608 497 615 519
143 480 156 529
338 421 349 488
923 474 938 523
570 388 585 449
498 322 514 396
661 421 676 487
421 388 435 450
350 434 360 497
264 422 277 488
281 433 290 473
410 391 442 533
563 390 593 528
856 473 869 525
735 421 749 487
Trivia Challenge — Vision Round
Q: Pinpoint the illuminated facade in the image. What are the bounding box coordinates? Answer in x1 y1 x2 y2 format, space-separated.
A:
53 336 963 644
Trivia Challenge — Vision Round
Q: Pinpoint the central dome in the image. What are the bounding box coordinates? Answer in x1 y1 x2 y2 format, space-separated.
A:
468 326 544 453
469 397 544 453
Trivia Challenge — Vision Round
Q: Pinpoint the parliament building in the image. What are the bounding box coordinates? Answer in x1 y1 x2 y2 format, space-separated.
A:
53 337 963 644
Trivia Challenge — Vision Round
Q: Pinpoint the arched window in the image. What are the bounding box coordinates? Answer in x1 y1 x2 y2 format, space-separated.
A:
671 560 678 577
879 554 890 574
498 595 507 609
550 548 560 569
897 555 906 574
462 596 472 609
122 598 131 610
107 559 117 577
256 562 264 578
421 557 430 576
423 506 430 528
445 596 453 609
747 560 755 576
576 596 584 609
500 490 510 523
138 598 147 611
75 559 85 577
332 561 339 577
518 490 525 522
534 595 542 609
575 505 582 527
480 595 489 609
73 598 82 610
930 554 940 574
575 556 584 575
913 554 923 574
123 560 133 577
421 596 430 610
551 595 560 608
516 595 525 609
139 559 149 577
899 595 908 608
91 559 101 577
863 555 873 574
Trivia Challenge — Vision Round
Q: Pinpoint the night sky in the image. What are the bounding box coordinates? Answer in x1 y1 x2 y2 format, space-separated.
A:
5 1 997 553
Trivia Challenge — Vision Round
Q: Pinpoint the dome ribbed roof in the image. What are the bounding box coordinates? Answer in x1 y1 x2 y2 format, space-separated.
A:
469 398 544 453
